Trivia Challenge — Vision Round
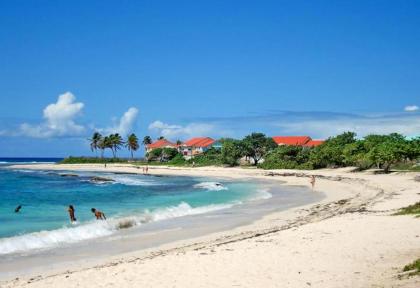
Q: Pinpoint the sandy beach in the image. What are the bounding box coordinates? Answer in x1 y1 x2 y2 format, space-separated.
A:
1 163 419 288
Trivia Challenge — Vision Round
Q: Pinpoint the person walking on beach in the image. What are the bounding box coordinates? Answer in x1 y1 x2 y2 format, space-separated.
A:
310 175 316 190
145 165 149 174
68 205 77 222
91 208 106 220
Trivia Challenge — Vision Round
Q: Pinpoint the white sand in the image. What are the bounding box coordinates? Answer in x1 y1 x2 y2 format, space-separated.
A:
2 164 420 288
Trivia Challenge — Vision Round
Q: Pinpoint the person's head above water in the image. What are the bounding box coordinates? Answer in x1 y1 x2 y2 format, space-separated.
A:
91 208 96 213
69 205 74 210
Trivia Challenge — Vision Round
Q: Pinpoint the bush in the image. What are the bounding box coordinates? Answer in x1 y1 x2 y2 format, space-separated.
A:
259 145 313 170
188 148 223 166
60 157 128 164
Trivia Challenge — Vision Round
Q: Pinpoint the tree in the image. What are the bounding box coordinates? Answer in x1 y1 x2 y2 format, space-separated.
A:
261 145 312 169
368 140 406 173
176 139 183 145
89 132 102 157
309 132 357 168
98 136 112 158
142 136 152 146
158 136 165 140
126 133 139 160
242 133 277 165
162 147 179 161
148 148 163 161
109 133 124 158
221 139 243 166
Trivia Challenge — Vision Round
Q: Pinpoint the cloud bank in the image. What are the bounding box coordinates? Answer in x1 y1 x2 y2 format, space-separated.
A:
405 105 419 112
0 92 139 139
159 110 420 140
148 120 218 139
20 92 85 138
99 107 139 136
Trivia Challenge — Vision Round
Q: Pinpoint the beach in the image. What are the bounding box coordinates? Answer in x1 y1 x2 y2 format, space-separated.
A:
1 164 420 288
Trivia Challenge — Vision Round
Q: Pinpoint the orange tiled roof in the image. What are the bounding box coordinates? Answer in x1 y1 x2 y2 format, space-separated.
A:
147 139 176 149
183 137 215 148
272 136 312 146
303 140 325 147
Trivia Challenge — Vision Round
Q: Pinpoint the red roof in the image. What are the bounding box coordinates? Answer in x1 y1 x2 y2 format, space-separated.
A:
147 139 176 149
183 137 215 148
272 136 312 146
303 140 325 147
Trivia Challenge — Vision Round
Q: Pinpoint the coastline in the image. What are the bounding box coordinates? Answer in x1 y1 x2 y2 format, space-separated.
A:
2 163 420 287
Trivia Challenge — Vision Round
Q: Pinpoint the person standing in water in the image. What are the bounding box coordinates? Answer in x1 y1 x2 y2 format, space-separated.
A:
68 205 77 222
310 175 316 190
91 208 106 220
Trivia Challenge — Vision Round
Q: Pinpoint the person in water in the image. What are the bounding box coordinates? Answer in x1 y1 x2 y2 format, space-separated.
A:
310 175 316 190
68 205 77 222
14 205 22 213
91 208 106 220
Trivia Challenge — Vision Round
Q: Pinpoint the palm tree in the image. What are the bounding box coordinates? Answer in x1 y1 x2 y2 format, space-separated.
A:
126 133 139 160
89 132 102 157
176 139 182 145
142 136 152 146
109 133 124 158
97 136 108 158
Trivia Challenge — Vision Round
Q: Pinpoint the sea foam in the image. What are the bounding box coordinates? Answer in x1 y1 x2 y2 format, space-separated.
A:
0 201 233 256
193 182 228 191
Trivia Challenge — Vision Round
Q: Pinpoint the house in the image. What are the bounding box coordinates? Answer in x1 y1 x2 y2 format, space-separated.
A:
272 136 324 147
146 139 177 154
181 137 219 159
303 140 325 147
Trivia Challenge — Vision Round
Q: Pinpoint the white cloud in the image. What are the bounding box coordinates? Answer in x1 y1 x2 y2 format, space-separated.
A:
148 120 216 139
274 114 420 138
101 107 138 136
20 92 85 138
405 105 419 112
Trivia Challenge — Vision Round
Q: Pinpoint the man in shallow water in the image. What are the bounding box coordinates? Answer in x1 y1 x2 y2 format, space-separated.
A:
91 208 106 220
68 205 76 222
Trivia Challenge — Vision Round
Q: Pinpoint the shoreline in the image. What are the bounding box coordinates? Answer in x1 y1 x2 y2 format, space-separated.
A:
2 164 420 287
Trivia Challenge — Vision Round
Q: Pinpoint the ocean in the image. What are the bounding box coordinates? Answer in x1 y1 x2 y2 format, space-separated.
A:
0 162 271 256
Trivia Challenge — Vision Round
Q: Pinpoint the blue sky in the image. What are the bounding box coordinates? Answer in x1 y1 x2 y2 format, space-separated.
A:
0 0 419 157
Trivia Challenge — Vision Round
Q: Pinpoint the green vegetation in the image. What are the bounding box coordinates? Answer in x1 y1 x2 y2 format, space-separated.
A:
242 133 277 165
126 133 139 159
146 147 179 162
393 202 420 216
403 258 420 277
221 139 243 166
60 157 129 164
87 132 142 159
76 131 420 172
260 132 419 172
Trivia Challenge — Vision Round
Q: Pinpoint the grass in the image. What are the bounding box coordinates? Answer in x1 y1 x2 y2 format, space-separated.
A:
403 259 420 277
393 202 420 216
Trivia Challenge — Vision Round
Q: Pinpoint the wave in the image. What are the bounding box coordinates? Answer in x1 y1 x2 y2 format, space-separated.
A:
110 175 161 186
0 221 115 255
193 182 228 191
0 202 233 256
247 188 272 201
0 161 8 164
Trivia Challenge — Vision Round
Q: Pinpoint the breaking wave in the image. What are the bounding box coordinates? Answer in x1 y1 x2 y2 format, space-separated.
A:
0 202 233 256
193 182 228 191
110 175 161 186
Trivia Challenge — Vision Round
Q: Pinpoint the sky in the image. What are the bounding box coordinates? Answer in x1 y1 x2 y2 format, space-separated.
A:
0 0 419 157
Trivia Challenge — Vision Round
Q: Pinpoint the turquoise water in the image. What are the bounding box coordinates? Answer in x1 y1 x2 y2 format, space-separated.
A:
0 166 267 255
